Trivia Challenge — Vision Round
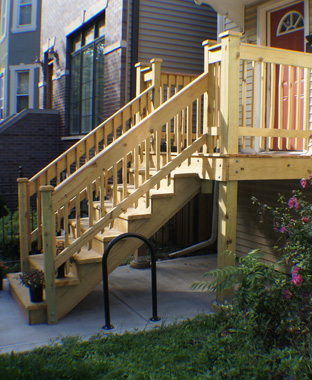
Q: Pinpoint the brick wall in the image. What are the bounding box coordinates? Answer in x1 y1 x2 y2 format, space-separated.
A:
0 110 60 209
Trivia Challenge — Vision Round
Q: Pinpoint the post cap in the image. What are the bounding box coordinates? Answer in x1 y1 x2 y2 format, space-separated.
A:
40 185 54 192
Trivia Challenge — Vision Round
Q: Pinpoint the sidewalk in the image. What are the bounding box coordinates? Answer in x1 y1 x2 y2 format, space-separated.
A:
0 254 217 354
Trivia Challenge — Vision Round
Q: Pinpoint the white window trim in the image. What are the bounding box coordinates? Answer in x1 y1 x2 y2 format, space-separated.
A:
0 0 8 42
10 63 36 114
257 0 309 46
11 0 37 33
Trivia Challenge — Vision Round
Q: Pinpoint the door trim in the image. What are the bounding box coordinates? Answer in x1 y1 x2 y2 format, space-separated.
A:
257 0 309 47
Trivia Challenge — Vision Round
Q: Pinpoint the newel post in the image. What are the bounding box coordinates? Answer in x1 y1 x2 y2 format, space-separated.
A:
150 58 162 111
217 31 241 302
40 185 57 324
203 39 217 153
135 62 147 97
17 178 30 272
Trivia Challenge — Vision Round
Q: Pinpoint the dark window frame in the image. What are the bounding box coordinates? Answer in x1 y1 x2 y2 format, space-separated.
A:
69 15 105 135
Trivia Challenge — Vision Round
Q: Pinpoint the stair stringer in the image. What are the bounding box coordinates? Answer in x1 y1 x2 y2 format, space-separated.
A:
54 174 201 322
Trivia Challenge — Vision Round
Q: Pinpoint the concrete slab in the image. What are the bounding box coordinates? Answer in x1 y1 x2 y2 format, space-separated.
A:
0 254 217 354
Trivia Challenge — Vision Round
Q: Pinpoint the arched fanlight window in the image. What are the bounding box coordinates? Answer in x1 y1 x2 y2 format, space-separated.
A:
277 11 304 36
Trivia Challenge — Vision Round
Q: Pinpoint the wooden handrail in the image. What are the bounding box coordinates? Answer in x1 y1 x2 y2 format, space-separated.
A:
55 134 208 268
52 72 209 211
28 85 155 196
240 43 312 69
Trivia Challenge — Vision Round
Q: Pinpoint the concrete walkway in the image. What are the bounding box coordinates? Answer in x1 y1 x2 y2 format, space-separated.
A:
0 254 217 354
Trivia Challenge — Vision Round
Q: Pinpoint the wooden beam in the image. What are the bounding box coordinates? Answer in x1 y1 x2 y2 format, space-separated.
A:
228 156 312 181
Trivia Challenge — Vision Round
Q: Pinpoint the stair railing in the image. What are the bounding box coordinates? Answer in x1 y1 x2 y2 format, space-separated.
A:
41 69 216 323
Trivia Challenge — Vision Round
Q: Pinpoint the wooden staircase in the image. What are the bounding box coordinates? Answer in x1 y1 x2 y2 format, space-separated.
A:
9 172 202 324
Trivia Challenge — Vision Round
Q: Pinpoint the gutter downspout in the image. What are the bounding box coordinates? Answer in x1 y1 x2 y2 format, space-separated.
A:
169 181 218 259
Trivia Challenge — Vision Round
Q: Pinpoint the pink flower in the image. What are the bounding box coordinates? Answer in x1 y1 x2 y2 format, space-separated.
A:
300 178 307 188
292 274 303 286
279 226 287 233
302 217 310 223
283 290 291 299
291 266 300 275
288 197 299 210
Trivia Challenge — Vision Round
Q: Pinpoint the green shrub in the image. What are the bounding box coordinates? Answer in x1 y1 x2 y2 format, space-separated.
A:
194 176 312 350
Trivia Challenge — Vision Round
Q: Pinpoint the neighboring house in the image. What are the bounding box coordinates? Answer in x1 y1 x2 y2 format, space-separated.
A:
38 0 217 152
0 0 41 120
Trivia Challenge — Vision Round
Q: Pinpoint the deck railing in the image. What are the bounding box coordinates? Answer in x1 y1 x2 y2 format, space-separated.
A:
205 33 312 153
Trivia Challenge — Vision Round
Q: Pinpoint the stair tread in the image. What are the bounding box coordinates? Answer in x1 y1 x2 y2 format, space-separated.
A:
73 247 103 264
28 254 80 287
7 273 47 311
71 219 123 242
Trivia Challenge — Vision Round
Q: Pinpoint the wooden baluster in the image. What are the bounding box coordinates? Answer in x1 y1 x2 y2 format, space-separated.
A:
268 63 276 150
112 164 118 208
303 68 310 150
250 61 256 150
100 173 106 218
41 185 57 324
145 137 150 207
18 178 30 272
122 156 128 201
75 192 81 239
287 66 294 150
64 202 69 247
176 112 181 154
241 60 246 149
295 67 301 150
278 65 284 150
260 62 267 150
187 103 192 164
87 184 94 249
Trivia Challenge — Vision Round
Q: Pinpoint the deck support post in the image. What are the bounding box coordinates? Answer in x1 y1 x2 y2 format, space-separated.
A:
217 31 241 302
18 178 30 272
41 185 57 324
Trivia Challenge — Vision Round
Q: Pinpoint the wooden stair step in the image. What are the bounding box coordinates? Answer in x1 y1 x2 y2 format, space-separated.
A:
28 254 80 287
71 218 123 242
73 246 103 264
7 273 47 325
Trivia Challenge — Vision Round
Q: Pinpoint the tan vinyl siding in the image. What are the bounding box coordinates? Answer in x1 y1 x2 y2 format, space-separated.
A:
138 0 217 74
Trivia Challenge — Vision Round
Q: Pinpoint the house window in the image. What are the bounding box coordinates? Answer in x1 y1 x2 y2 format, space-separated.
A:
19 0 32 25
10 63 35 114
69 17 105 135
16 71 29 112
277 11 304 36
0 0 7 41
12 0 37 33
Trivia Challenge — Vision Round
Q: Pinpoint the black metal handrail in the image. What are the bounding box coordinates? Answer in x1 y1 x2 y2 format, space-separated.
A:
102 232 160 330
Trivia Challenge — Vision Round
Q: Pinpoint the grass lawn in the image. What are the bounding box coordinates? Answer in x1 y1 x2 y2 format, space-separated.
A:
1 311 311 380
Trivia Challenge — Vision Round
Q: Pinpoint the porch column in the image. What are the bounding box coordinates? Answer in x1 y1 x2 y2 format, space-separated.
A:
217 31 241 302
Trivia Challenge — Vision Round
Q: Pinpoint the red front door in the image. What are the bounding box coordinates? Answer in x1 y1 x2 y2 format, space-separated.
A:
269 2 305 150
